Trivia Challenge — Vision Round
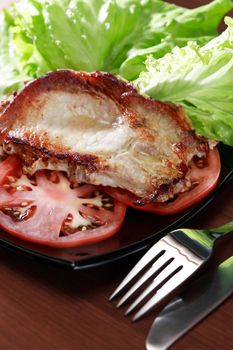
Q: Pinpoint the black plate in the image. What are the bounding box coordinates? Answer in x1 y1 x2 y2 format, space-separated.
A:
0 144 232 269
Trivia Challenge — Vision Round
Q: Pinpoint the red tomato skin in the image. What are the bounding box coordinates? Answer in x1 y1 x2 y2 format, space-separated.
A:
0 203 126 248
0 156 127 248
102 148 221 215
0 148 221 247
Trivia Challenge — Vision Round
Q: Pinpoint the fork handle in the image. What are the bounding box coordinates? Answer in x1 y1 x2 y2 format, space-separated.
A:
173 220 233 254
209 220 233 237
202 220 233 251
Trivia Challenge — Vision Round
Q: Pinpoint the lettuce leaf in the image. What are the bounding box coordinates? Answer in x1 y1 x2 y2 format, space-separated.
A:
0 10 30 94
136 17 233 146
9 0 158 75
0 0 232 98
120 0 233 80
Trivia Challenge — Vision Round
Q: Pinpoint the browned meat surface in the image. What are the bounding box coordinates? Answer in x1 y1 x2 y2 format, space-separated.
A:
0 70 209 203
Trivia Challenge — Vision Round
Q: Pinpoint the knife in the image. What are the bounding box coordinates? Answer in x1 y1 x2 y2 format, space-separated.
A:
146 256 233 350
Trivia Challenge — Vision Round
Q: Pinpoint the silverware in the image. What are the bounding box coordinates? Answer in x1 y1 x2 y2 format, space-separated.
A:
146 255 233 350
110 220 233 321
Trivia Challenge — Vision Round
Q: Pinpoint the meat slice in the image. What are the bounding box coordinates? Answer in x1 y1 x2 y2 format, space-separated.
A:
0 70 209 203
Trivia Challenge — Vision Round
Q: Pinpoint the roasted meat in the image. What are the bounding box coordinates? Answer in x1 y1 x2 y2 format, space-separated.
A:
0 70 209 203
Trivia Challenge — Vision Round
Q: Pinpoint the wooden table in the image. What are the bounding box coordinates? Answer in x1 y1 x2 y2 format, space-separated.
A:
0 1 233 349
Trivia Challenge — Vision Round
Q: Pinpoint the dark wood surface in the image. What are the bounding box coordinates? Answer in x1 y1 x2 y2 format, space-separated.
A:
0 1 233 349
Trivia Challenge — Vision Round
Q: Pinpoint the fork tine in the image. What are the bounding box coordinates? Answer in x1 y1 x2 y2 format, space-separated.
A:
132 264 198 321
116 253 172 308
109 240 167 301
125 261 182 316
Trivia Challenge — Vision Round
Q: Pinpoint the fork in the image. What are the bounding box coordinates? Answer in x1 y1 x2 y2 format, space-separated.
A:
109 220 233 321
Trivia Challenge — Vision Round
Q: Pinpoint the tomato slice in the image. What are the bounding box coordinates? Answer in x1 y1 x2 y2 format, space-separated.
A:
0 155 21 185
0 156 126 248
102 148 221 215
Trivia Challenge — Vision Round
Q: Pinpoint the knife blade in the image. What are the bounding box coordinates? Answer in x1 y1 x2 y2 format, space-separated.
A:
146 256 233 350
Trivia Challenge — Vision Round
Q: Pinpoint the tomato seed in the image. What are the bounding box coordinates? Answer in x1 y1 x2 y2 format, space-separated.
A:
66 214 73 221
94 220 104 226
7 176 16 183
21 202 29 207
104 203 113 207
86 203 94 208
3 184 10 188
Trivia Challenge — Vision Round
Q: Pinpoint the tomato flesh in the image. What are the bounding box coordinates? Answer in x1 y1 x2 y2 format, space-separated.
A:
0 148 221 247
0 155 21 185
102 148 221 215
0 157 126 248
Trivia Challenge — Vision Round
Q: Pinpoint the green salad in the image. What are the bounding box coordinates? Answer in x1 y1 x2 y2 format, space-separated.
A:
0 0 233 145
